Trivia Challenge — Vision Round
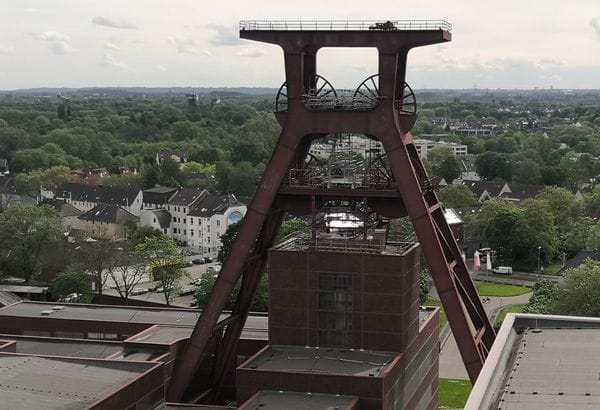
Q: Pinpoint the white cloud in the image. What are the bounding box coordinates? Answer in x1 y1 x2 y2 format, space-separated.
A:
92 16 138 30
156 65 167 72
0 43 14 54
167 36 197 54
235 47 266 58
591 17 600 40
207 24 241 46
101 53 128 69
104 42 120 51
28 31 73 55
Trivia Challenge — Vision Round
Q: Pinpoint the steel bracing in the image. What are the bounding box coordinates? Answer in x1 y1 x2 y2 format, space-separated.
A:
167 20 494 402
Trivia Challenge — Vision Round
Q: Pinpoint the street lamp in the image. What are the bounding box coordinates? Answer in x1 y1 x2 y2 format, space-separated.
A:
537 246 542 274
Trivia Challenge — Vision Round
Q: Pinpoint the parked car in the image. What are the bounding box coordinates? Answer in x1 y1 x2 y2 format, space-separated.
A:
204 256 213 263
192 257 205 265
492 266 513 275
178 287 195 296
131 288 148 296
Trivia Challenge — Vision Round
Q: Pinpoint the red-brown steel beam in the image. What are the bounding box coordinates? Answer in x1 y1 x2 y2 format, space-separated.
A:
167 131 301 401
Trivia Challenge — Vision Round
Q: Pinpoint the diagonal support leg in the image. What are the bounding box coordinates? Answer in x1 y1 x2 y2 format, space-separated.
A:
167 129 301 402
208 209 284 401
381 130 495 383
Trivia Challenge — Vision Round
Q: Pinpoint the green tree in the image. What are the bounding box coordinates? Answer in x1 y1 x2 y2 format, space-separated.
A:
0 205 62 282
475 152 512 181
523 279 557 314
516 199 559 265
438 185 478 208
218 221 241 263
512 159 541 186
468 199 522 263
50 266 93 303
552 260 600 316
15 166 73 201
135 235 188 305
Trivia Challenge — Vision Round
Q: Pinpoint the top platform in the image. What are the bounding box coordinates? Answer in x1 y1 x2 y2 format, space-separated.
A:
240 20 451 50
240 20 451 32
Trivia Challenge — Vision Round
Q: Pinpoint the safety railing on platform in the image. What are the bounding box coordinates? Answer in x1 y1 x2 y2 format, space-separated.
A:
283 168 394 190
240 20 452 32
276 236 416 255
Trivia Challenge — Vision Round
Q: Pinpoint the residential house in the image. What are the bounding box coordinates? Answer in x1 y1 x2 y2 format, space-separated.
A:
164 188 207 244
458 179 512 202
0 176 37 209
78 203 137 238
56 182 143 216
156 149 189 166
413 139 468 158
140 209 172 236
142 186 179 210
499 185 545 202
186 194 246 257
557 250 600 275
139 187 247 258
40 198 83 232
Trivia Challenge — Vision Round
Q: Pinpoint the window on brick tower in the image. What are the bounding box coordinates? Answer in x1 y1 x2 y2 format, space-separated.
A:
317 273 353 347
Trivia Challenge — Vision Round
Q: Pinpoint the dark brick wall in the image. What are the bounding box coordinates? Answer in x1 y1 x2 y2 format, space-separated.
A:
268 245 421 351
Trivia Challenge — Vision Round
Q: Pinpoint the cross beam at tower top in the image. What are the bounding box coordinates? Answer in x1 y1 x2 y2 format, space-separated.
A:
240 19 451 51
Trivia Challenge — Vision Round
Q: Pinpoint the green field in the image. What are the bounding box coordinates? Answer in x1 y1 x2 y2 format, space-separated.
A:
475 281 531 297
439 378 472 409
495 304 526 326
425 298 447 329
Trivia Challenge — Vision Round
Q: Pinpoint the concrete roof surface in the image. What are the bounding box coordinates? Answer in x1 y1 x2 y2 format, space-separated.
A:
497 328 600 409
244 345 397 377
0 355 154 409
244 390 358 409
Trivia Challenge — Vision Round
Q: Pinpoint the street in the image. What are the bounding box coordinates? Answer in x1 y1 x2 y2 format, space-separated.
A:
102 262 221 308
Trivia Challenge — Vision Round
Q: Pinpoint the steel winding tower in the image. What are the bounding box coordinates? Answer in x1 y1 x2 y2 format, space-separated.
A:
168 20 495 402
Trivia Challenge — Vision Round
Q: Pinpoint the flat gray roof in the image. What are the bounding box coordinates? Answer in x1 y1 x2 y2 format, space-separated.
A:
0 334 122 358
0 354 156 410
243 390 358 409
467 314 600 409
243 345 397 377
0 302 268 333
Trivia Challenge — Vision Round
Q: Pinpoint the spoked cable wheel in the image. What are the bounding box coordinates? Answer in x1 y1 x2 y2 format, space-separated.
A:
275 81 288 112
310 74 337 99
353 74 379 105
397 82 417 115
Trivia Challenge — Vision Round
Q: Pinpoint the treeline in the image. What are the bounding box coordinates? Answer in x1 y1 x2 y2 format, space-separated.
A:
0 94 279 196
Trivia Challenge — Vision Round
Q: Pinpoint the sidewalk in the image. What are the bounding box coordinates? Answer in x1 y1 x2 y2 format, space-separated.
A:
436 292 532 380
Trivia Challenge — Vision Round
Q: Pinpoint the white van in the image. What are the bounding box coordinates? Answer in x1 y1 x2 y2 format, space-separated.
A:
492 266 513 275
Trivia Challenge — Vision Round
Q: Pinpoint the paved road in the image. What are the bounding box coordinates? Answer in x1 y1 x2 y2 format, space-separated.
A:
436 291 532 380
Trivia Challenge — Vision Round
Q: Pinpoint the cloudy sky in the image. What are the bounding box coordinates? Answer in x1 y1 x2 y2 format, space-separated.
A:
1 0 600 90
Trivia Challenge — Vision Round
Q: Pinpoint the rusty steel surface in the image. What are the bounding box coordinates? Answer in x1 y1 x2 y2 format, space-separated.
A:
168 21 493 402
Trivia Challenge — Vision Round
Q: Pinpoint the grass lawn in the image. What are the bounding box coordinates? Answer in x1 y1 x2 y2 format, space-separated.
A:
475 281 531 297
439 378 472 409
425 298 447 329
542 263 562 275
495 304 526 326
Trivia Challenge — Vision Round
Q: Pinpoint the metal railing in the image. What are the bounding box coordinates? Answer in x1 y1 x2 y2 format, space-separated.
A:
302 90 378 111
240 20 452 32
277 236 416 255
283 168 395 190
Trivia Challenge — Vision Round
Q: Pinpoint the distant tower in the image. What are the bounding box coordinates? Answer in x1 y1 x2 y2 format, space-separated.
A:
187 92 198 112
169 19 495 407
57 94 71 120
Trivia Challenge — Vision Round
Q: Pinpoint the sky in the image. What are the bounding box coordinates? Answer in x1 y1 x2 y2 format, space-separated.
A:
1 0 600 90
